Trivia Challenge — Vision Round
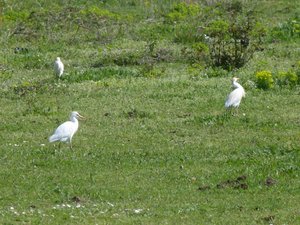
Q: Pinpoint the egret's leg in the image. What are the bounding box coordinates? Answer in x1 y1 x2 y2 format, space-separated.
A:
235 107 239 116
226 107 233 116
69 137 73 150
225 107 231 118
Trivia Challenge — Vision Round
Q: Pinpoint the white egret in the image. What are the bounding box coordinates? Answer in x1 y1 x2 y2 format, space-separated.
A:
49 111 84 149
225 77 245 113
54 57 64 78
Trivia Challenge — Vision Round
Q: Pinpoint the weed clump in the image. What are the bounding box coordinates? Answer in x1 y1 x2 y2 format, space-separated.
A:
255 70 274 90
204 6 266 70
269 16 300 41
165 2 200 23
277 70 298 87
296 61 300 83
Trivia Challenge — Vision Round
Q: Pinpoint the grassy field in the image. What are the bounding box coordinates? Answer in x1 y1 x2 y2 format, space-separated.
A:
0 0 300 224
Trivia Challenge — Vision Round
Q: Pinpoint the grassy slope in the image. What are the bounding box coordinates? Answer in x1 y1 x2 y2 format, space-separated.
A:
0 0 299 224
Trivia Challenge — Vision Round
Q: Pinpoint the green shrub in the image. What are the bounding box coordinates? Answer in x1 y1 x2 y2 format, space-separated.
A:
181 42 209 64
3 10 29 22
277 70 298 87
296 61 300 83
204 2 266 70
269 17 300 41
100 47 146 66
192 42 209 63
187 63 204 77
204 67 228 78
165 2 200 23
255 70 274 90
173 22 202 44
192 42 209 53
135 22 173 41
80 6 120 20
140 64 166 78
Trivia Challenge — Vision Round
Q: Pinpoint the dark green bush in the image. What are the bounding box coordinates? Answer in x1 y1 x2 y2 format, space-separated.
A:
203 67 228 78
203 1 266 70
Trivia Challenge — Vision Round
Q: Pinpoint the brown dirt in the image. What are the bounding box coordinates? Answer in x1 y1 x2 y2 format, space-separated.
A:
216 175 248 190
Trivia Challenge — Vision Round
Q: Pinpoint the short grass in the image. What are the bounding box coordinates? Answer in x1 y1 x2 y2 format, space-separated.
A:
0 0 299 224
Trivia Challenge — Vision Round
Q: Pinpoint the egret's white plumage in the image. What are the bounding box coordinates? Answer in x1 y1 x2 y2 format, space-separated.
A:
54 57 64 78
225 77 245 109
49 111 84 148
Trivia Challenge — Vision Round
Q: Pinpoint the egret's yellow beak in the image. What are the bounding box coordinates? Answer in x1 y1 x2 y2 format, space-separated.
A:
78 114 85 120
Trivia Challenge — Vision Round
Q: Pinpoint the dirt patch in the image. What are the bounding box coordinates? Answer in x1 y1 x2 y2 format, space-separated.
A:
197 175 277 191
71 196 81 203
216 175 248 190
262 215 275 222
265 177 276 187
197 175 248 191
198 185 211 191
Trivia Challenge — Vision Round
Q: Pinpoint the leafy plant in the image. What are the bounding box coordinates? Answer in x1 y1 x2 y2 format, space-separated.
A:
80 6 120 20
204 67 228 78
269 16 300 41
139 64 166 78
173 22 202 44
276 70 298 87
100 46 146 66
296 61 300 83
255 70 274 90
3 10 29 22
165 2 200 23
181 42 209 64
204 1 266 70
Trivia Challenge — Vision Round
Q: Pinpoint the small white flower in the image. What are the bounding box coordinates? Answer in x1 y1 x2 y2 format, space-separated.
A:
134 209 143 214
10 207 14 210
40 144 45 146
107 202 114 207
76 204 81 208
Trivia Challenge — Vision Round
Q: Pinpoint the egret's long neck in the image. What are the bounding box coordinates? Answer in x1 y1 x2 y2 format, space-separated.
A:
233 80 243 89
70 116 78 123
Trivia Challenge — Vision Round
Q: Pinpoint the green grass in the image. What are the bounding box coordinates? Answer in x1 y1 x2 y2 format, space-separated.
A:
0 0 300 224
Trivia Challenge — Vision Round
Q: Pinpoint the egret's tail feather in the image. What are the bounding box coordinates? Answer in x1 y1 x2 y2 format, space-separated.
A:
49 135 59 142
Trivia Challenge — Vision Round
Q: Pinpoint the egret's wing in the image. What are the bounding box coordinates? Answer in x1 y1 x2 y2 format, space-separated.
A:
49 121 73 142
225 89 243 107
54 61 64 75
